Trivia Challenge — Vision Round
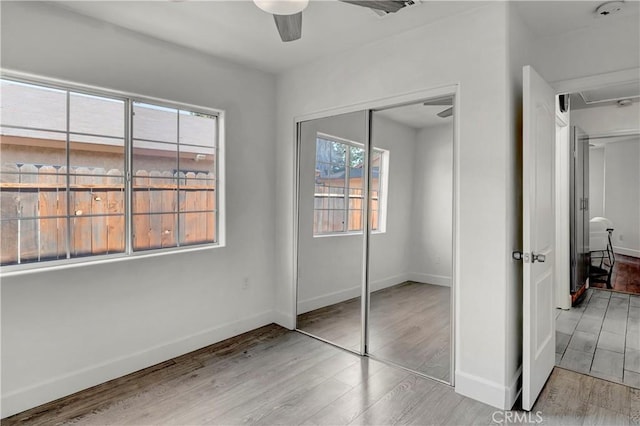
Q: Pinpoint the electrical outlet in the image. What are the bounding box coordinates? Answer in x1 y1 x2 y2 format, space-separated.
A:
619 234 624 241
242 277 249 290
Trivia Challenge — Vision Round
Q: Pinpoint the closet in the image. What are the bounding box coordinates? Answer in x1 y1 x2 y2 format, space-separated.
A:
294 100 454 383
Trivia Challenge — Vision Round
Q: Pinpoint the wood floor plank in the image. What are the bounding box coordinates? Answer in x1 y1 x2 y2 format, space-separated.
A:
533 368 594 425
582 403 630 426
347 374 437 425
302 365 408 425
3 324 637 426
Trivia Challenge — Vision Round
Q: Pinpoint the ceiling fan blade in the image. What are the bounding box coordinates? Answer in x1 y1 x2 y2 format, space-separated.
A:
273 12 302 42
339 0 407 13
423 97 453 107
437 107 453 118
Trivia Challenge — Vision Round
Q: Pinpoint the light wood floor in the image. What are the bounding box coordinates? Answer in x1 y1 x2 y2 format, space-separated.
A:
297 282 451 382
3 324 638 425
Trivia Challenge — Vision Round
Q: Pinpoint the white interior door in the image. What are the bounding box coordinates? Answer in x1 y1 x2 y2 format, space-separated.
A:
522 65 556 411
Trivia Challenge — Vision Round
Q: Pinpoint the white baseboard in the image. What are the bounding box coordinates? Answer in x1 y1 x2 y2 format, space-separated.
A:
613 246 640 258
370 273 410 292
1 310 274 419
297 274 411 315
297 285 361 314
408 272 452 287
296 272 451 315
455 368 520 410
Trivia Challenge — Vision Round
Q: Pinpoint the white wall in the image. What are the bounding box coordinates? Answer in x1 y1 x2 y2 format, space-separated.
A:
589 147 605 219
296 113 417 313
604 139 640 257
368 115 418 290
276 3 518 409
506 2 539 405
0 2 277 417
409 123 453 286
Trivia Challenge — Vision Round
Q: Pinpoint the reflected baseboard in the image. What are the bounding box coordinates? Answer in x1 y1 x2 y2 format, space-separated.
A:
407 272 451 287
297 285 361 315
297 273 409 314
297 272 452 314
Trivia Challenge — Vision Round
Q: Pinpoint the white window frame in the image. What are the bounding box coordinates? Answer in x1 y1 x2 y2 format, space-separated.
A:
313 132 388 237
0 71 226 275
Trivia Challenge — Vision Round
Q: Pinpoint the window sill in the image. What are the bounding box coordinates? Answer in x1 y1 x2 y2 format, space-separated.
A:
0 243 224 278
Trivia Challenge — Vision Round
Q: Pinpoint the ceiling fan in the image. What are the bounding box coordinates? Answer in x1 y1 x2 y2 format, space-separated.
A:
423 97 453 118
253 0 419 42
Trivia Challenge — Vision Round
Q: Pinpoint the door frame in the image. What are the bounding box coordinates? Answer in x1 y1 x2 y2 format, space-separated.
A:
292 83 460 386
550 67 640 309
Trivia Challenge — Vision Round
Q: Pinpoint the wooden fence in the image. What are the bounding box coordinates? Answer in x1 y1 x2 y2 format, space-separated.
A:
313 185 378 234
0 165 215 266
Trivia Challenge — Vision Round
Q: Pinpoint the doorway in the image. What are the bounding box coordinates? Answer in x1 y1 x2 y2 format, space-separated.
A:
553 78 640 388
294 95 456 384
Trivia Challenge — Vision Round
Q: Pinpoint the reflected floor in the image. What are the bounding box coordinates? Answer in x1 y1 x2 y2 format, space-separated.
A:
297 282 450 382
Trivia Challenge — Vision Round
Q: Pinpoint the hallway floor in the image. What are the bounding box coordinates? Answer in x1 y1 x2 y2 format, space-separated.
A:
556 288 640 388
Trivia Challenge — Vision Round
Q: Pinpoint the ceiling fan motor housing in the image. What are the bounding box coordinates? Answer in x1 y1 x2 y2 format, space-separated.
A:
595 1 625 17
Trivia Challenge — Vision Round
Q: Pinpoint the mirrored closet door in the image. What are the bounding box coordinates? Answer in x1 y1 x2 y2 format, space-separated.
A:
295 99 454 383
367 100 454 382
296 110 369 353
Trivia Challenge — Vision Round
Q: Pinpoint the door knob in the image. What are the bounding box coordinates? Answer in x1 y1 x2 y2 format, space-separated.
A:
532 253 546 263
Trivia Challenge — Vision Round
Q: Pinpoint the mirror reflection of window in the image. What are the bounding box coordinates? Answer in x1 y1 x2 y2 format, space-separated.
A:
313 134 387 235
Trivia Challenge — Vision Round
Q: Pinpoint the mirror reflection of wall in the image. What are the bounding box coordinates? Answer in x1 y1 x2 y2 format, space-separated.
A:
368 100 454 382
296 110 367 352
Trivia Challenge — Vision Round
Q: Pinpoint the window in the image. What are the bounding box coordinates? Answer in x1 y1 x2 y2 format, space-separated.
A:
131 102 217 251
0 77 221 268
313 134 388 235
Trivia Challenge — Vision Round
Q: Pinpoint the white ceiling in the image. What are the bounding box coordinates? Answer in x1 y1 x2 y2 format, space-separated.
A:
54 0 485 73
53 0 640 74
512 0 640 38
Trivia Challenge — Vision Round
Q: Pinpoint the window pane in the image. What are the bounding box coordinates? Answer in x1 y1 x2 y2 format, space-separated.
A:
70 92 124 137
70 214 125 258
179 111 217 147
179 145 216 176
69 92 125 173
1 128 67 170
133 102 177 143
349 145 364 168
69 136 125 175
132 213 178 251
70 179 124 217
179 176 215 212
348 186 364 232
132 176 177 214
0 80 67 131
133 140 177 174
179 212 215 246
1 218 68 265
